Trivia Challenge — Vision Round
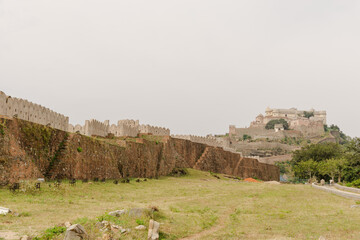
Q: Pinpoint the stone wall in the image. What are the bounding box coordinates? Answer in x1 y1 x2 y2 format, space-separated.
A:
172 134 238 154
139 124 170 136
109 119 140 137
83 119 110 137
0 118 280 184
0 91 69 131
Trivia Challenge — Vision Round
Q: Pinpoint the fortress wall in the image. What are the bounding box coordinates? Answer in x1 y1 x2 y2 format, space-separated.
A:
109 119 140 137
234 128 286 140
293 122 324 137
0 92 69 131
173 135 234 153
84 119 109 137
0 91 7 116
139 124 170 136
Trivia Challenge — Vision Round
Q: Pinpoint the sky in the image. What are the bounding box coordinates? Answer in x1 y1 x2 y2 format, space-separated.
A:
1 0 359 137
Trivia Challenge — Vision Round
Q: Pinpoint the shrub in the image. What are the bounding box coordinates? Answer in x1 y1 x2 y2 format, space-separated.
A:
136 219 145 225
77 147 83 153
265 119 289 130
33 225 66 240
351 179 360 188
303 111 314 119
242 134 251 141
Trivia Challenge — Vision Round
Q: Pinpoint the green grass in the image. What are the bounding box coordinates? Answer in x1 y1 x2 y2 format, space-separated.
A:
1 169 360 239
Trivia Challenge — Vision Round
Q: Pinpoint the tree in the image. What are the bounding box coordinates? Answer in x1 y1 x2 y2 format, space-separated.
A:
294 159 318 180
319 158 348 182
265 119 289 130
292 143 343 163
303 111 314 119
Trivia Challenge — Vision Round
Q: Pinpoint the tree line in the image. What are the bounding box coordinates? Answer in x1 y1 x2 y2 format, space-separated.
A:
277 138 360 186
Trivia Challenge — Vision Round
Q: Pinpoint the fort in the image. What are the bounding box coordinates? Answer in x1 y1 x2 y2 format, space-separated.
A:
0 90 279 183
229 107 326 140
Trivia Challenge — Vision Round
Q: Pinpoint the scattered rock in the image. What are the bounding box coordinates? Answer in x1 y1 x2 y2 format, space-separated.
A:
110 224 122 233
148 219 160 240
350 205 360 208
319 236 326 240
37 178 45 182
19 235 32 240
0 207 11 215
135 225 146 230
108 209 126 217
101 233 111 240
64 224 88 240
320 179 325 186
64 221 72 228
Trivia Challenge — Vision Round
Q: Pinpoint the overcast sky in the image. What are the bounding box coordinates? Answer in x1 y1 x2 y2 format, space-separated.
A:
1 0 359 137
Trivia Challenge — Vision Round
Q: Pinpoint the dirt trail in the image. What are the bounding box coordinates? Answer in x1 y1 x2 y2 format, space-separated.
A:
179 208 234 240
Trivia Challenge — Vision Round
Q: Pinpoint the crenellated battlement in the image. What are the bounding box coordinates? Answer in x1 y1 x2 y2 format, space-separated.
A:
0 91 69 131
0 90 171 138
139 124 170 136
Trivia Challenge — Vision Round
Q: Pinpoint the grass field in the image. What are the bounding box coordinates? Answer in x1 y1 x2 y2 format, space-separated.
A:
1 169 360 240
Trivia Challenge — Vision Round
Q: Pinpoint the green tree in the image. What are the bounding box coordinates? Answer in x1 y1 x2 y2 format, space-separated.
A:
265 119 289 130
343 138 360 182
318 158 347 182
303 111 314 119
294 159 318 180
292 143 343 163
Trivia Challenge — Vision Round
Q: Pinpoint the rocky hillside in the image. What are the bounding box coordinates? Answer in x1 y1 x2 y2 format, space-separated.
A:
0 117 279 185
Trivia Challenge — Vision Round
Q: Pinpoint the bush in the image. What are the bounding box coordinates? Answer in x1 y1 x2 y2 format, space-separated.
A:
351 179 360 188
33 225 66 240
77 147 83 153
242 134 251 141
303 111 314 119
265 119 289 130
136 219 145 225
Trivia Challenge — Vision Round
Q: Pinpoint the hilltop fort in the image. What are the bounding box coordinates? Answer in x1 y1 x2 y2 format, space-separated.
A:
229 107 326 140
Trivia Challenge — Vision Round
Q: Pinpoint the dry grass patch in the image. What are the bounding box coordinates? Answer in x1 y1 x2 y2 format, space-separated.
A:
0 170 360 239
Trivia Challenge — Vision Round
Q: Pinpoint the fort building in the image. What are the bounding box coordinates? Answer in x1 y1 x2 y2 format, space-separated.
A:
230 107 326 140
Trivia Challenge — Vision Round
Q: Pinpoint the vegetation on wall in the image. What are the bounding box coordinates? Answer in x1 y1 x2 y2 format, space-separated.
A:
303 111 314 119
242 134 252 141
265 119 289 130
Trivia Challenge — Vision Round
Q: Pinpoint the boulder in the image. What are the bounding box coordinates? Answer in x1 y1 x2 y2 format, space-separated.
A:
0 207 11 215
148 220 160 240
64 222 72 228
135 225 146 230
108 210 126 217
64 224 88 240
320 179 325 186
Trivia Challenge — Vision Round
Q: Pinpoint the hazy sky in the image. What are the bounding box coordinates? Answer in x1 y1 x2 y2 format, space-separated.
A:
1 1 359 137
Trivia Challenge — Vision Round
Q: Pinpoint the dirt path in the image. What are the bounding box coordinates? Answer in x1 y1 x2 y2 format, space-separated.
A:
179 208 234 240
